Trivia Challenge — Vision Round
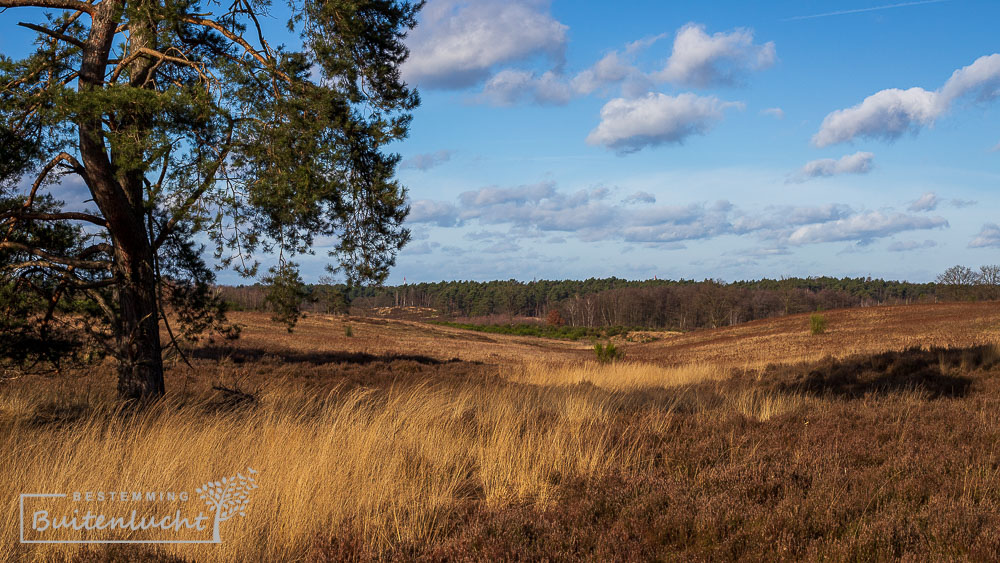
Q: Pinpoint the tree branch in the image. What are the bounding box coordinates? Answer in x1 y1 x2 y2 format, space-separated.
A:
0 211 108 227
110 47 211 84
0 0 94 13
182 15 291 83
153 120 235 249
0 242 111 270
17 21 86 49
22 152 85 209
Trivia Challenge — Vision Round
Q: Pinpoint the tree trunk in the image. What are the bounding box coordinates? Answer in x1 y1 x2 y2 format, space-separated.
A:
114 239 165 400
77 0 165 400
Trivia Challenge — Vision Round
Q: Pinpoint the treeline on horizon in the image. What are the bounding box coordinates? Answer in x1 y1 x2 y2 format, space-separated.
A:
218 266 1000 332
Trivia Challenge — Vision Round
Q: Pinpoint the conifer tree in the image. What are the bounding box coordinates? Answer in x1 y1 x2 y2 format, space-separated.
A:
0 0 421 399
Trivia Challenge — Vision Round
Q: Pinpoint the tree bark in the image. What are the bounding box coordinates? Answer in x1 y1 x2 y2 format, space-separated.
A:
77 0 165 400
114 238 165 399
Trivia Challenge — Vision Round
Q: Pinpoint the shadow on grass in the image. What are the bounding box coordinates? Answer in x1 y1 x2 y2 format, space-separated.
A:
768 345 1000 399
191 345 465 366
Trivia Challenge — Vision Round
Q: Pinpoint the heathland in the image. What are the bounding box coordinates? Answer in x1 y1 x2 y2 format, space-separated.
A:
4 301 1000 560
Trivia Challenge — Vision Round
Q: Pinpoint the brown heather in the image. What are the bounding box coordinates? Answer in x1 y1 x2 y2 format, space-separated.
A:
3 302 1000 561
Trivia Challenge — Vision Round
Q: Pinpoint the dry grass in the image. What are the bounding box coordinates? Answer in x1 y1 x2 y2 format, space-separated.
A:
6 303 1000 560
503 360 725 390
629 301 1000 369
1 375 654 562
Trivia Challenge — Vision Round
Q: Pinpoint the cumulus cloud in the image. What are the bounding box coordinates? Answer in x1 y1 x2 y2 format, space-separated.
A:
465 23 772 108
408 200 461 227
570 52 634 95
402 0 567 89
938 53 1000 105
623 191 656 204
814 53 1000 146
458 184 617 236
400 150 454 171
458 182 557 207
789 151 874 183
887 239 938 252
907 191 939 212
731 203 853 235
970 223 1000 248
654 23 776 88
403 241 442 255
586 93 743 153
786 211 948 245
761 107 784 119
622 201 733 243
477 69 571 105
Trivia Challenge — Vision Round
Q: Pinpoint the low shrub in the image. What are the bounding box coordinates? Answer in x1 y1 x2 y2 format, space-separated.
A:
593 342 624 363
810 313 827 335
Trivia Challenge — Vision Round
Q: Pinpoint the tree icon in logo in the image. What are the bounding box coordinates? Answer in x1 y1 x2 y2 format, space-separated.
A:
195 467 259 542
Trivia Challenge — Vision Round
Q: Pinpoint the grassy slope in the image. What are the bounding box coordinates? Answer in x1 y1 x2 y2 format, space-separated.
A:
5 303 1000 561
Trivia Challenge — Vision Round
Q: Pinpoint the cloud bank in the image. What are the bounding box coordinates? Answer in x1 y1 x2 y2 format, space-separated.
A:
408 183 948 249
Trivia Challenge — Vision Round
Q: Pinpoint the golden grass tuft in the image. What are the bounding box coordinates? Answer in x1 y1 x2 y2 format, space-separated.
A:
1 375 650 562
502 360 725 390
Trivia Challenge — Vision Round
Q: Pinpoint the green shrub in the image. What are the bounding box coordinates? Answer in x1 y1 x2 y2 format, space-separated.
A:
810 313 827 335
344 324 353 337
594 342 624 363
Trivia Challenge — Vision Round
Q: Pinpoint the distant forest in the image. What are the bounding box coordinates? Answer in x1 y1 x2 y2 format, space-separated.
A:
218 265 998 332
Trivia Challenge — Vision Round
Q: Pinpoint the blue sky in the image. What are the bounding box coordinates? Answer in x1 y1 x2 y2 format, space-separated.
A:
383 0 1000 284
3 0 999 284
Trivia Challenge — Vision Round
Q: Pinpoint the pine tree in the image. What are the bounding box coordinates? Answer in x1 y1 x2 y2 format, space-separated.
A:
0 0 422 399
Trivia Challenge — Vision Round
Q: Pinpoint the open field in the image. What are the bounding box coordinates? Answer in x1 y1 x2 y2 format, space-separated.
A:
4 302 1000 560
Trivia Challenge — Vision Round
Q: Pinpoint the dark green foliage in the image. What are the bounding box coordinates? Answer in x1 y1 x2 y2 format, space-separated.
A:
1 0 423 392
593 342 623 363
344 324 354 337
810 313 827 335
0 195 105 370
264 263 308 332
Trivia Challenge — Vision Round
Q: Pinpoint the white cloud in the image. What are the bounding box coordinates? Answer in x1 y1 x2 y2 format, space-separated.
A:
786 211 948 245
907 191 939 212
789 151 874 183
477 69 571 106
408 200 461 227
760 107 784 119
938 53 1000 105
970 223 1000 248
400 150 454 171
814 53 1000 146
408 184 949 252
623 191 656 204
403 241 442 255
654 23 776 88
458 182 556 207
731 203 853 235
570 52 634 95
812 88 939 147
586 93 743 153
402 0 568 89
624 33 669 55
887 239 937 252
